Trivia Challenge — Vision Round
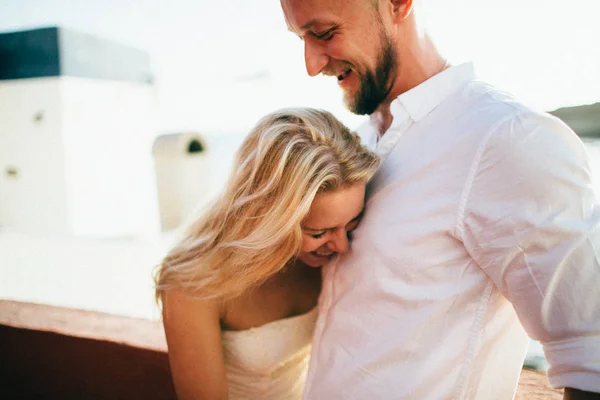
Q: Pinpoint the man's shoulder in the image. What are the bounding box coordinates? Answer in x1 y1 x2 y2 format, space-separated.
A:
464 80 533 119
463 82 583 169
461 80 563 135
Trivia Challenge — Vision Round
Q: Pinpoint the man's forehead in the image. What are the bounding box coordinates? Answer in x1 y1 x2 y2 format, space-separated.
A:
286 18 337 34
281 0 343 30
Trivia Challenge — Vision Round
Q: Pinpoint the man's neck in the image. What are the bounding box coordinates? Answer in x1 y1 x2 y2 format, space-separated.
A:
371 104 394 135
373 35 449 136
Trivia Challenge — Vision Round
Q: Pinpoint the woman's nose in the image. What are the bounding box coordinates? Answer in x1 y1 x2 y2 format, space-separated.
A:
328 229 350 254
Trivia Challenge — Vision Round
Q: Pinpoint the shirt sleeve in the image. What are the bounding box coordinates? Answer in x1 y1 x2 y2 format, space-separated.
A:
458 109 600 392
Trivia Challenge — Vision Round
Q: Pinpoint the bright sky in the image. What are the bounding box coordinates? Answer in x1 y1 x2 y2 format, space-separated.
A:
1 0 599 133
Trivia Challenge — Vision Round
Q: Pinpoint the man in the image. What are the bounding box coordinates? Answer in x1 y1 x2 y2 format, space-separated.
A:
281 0 600 398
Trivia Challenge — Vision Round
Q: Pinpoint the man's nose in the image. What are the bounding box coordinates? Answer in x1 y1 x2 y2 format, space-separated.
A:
304 40 328 77
328 229 350 254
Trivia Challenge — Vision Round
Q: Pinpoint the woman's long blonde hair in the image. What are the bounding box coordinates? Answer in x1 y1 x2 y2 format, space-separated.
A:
154 108 379 302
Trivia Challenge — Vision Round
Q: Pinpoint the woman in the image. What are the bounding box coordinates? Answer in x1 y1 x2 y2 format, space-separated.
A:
154 108 380 400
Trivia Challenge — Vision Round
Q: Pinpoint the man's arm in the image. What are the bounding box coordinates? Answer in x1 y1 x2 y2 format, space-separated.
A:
458 110 600 395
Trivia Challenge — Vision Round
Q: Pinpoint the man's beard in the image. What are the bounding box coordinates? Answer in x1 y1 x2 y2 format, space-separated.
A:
347 37 396 115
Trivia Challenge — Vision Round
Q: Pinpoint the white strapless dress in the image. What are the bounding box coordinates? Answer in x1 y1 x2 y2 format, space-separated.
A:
221 307 318 400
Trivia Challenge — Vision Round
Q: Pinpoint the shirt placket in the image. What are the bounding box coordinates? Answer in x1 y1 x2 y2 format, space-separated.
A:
375 105 413 161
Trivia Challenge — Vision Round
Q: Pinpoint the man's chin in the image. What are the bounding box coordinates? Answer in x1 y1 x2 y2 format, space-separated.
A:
347 96 380 116
343 91 373 116
343 96 362 116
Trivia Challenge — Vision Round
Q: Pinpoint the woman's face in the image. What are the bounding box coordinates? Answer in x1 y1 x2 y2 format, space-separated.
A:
299 183 366 267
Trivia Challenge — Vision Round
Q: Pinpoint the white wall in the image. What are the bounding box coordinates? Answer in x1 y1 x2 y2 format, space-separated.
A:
61 77 160 237
0 230 170 320
0 78 70 234
0 76 161 237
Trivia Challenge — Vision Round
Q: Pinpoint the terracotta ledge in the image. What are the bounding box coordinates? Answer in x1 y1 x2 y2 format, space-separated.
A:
0 299 565 398
0 299 166 352
516 369 563 399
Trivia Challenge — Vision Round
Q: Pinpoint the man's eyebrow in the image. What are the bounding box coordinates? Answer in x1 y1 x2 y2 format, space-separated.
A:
301 19 317 30
288 19 327 34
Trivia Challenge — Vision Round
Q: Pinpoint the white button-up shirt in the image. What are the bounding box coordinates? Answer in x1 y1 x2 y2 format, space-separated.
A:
304 63 600 399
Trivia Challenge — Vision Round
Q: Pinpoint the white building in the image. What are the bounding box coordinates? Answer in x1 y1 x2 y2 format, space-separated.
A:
0 27 160 237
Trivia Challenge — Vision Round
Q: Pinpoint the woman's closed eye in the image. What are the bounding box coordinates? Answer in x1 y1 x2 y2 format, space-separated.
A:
311 231 326 239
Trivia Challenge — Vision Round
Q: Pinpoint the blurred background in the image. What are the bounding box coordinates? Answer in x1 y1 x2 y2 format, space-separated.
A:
1 0 599 377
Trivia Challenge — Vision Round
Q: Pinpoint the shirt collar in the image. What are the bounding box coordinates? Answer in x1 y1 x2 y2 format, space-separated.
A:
371 62 476 130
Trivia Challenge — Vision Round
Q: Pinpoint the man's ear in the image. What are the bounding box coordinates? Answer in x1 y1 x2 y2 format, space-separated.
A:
389 0 414 23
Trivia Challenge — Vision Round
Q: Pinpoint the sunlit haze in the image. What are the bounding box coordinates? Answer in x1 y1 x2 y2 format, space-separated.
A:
1 0 598 133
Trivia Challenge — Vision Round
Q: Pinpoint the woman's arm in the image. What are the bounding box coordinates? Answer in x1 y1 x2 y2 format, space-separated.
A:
162 289 228 400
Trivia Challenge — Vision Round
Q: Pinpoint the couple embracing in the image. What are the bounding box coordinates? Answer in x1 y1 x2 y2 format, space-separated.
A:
155 0 600 399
